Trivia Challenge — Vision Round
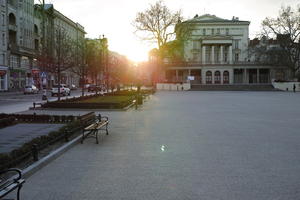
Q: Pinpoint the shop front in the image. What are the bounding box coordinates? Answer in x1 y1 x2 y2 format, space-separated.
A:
0 66 8 91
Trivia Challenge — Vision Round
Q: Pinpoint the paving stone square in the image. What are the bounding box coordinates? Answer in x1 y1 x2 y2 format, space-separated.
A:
15 91 300 200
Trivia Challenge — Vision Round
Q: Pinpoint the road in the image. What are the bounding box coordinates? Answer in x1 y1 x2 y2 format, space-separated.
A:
0 90 95 113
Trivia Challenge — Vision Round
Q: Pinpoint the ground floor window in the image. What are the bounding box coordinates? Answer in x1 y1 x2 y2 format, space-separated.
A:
259 69 270 83
206 71 212 84
234 69 243 84
214 71 221 84
275 70 285 81
223 71 229 84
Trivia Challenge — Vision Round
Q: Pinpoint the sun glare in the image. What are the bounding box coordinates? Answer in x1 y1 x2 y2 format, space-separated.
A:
124 47 150 63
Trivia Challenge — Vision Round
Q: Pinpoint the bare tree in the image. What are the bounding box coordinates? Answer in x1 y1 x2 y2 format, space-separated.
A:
38 27 74 101
261 5 300 78
133 0 182 49
70 38 88 96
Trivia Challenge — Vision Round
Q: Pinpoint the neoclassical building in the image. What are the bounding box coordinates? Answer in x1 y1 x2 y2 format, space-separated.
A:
163 14 287 85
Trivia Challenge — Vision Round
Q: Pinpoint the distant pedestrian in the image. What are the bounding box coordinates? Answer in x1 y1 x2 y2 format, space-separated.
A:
293 84 296 92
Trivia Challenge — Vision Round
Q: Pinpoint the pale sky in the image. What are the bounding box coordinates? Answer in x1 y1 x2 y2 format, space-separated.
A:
36 0 299 62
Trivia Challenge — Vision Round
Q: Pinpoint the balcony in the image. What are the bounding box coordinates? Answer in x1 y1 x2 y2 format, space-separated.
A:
8 43 19 52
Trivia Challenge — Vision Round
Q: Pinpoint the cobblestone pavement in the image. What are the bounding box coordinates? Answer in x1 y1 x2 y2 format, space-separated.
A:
0 123 64 153
15 91 300 200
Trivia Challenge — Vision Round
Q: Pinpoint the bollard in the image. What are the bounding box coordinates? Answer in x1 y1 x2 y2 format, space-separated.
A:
32 144 39 161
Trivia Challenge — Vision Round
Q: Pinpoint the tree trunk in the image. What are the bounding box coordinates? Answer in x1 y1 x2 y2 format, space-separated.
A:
81 72 85 97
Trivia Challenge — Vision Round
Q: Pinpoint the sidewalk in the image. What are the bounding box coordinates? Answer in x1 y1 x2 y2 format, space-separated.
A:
13 91 300 200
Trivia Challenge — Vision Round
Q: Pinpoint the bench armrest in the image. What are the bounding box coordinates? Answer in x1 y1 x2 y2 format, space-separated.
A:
0 168 22 182
97 114 108 122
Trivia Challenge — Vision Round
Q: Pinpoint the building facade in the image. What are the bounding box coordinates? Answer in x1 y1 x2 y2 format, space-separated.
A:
163 14 287 85
34 4 85 89
7 0 36 91
0 0 8 91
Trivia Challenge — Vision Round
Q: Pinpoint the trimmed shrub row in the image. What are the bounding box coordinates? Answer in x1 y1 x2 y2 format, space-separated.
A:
0 117 16 129
0 120 83 171
0 113 77 124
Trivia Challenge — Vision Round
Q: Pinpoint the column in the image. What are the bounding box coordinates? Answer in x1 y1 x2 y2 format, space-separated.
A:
220 46 224 64
211 46 215 64
228 45 233 64
257 69 260 84
201 70 206 84
202 46 206 64
230 70 234 84
243 69 248 84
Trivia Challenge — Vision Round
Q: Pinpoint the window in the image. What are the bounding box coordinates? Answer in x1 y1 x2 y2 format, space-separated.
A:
226 28 229 35
211 29 214 35
206 71 212 84
0 72 5 90
0 54 4 65
2 33 4 46
223 71 229 84
192 53 198 62
10 55 19 68
203 29 206 36
2 14 4 26
235 53 239 62
217 28 220 35
192 40 199 49
214 71 221 84
234 40 239 49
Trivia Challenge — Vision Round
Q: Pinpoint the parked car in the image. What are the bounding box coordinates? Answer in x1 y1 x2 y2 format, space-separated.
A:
88 84 102 92
70 84 77 90
24 85 39 94
51 84 71 96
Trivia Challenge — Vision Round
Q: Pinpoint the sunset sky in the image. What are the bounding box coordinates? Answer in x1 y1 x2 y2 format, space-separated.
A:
36 0 299 62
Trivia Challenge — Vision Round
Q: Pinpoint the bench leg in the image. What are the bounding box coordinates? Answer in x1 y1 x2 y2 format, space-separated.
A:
17 184 23 200
106 124 109 135
96 130 99 144
81 130 84 144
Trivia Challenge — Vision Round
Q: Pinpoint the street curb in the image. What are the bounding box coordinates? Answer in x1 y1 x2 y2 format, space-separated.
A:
22 133 82 179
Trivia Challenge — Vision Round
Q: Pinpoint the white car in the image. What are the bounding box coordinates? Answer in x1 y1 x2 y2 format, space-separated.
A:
24 85 39 94
51 84 71 96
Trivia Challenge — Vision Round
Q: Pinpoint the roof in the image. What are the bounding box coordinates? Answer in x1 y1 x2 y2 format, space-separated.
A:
183 14 250 25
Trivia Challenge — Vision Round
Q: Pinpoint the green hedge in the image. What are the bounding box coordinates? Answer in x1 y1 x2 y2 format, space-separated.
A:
0 117 17 129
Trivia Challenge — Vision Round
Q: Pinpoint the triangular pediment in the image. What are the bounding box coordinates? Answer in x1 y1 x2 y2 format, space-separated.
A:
191 14 229 22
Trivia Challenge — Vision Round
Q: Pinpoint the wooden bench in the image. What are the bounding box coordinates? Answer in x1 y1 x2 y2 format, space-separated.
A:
0 168 25 200
81 113 109 144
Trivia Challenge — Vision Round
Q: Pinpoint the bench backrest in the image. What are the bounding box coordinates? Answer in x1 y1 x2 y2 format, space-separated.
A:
79 112 96 126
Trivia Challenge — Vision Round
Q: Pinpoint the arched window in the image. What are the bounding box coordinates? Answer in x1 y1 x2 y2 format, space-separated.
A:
223 71 229 84
214 71 221 84
9 13 16 26
206 71 212 84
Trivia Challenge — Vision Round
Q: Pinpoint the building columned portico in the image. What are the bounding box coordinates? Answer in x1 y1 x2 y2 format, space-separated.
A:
162 14 288 85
